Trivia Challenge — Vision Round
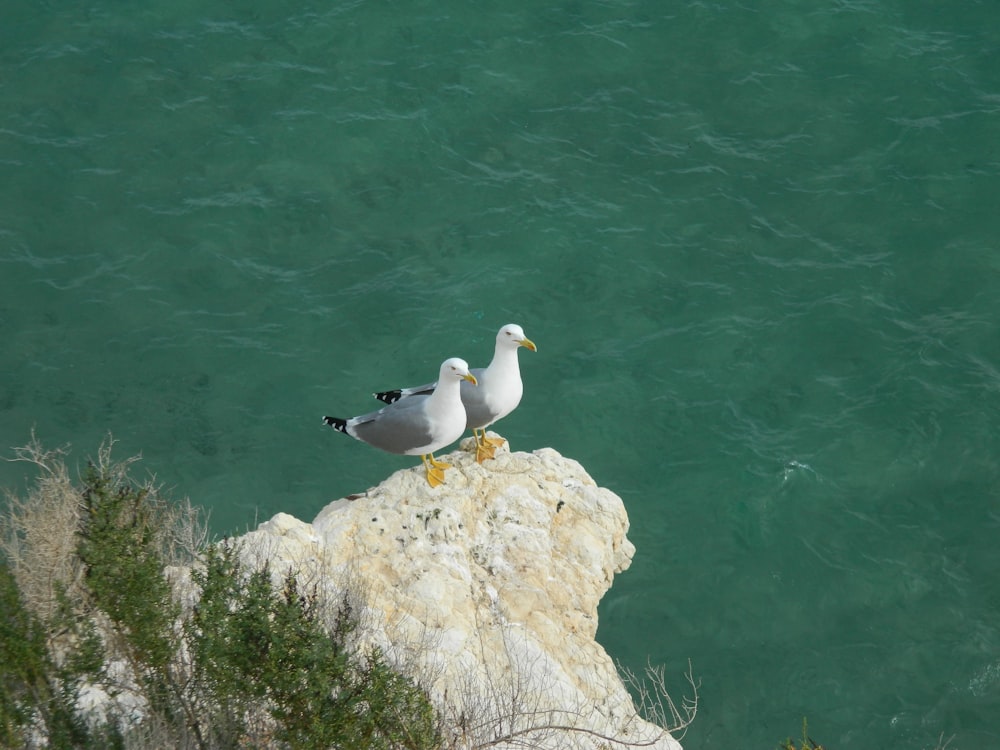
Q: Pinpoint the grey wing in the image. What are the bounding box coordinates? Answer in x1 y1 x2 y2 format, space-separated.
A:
373 381 437 404
349 396 434 454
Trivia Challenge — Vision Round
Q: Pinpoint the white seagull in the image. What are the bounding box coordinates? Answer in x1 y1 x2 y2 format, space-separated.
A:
323 357 478 487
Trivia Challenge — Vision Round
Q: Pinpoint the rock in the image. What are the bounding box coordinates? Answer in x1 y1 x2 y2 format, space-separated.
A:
235 436 682 750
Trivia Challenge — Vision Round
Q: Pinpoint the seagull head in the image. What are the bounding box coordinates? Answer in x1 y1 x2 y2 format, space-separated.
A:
498 323 537 352
441 357 478 385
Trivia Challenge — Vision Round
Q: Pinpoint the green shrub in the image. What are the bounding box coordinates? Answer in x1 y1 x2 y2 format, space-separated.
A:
76 462 185 737
189 542 439 750
780 718 825 750
0 559 109 749
2 438 441 750
0 558 49 745
77 463 178 676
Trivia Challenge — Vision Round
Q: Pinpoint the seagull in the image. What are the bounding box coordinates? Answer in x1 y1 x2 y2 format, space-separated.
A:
323 357 478 487
374 324 536 463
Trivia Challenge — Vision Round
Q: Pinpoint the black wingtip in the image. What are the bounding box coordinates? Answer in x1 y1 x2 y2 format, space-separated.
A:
322 416 348 433
373 389 403 404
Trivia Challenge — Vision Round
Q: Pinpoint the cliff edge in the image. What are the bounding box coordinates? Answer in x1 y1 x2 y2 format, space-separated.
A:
236 436 682 750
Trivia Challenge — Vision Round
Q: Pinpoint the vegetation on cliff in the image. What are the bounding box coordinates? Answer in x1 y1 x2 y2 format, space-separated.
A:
1 437 438 749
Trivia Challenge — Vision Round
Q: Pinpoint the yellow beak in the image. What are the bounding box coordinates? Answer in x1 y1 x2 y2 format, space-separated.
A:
520 337 537 352
463 373 478 386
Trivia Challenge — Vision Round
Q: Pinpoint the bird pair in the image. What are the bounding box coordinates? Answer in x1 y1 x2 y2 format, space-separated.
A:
323 324 537 487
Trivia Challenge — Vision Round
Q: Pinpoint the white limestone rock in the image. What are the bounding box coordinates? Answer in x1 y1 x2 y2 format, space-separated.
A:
236 437 682 750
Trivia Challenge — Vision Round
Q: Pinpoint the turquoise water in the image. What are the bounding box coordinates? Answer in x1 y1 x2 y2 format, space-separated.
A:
3 1 1000 747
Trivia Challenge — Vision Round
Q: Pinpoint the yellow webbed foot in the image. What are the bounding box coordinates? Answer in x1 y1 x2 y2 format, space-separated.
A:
422 454 450 486
472 429 502 463
426 466 446 487
428 454 452 470
475 442 497 463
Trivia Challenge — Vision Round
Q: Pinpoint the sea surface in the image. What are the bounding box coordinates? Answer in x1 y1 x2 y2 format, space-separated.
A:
3 1 1000 747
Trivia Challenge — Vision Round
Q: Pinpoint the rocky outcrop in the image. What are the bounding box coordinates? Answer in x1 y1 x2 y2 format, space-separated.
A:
237 437 682 750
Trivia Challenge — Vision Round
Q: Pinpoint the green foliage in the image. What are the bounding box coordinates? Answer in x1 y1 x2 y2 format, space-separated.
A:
74 461 189 744
0 560 106 749
780 717 825 750
189 542 440 750
77 462 178 676
0 557 49 745
3 439 443 749
347 648 440 750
